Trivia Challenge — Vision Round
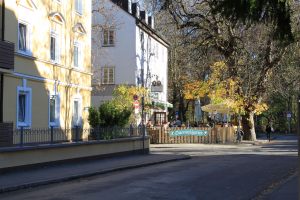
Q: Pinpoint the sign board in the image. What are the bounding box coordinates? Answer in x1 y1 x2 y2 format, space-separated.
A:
133 100 139 114
169 129 208 137
151 85 163 92
133 100 139 108
287 113 292 118
133 95 138 101
150 92 159 100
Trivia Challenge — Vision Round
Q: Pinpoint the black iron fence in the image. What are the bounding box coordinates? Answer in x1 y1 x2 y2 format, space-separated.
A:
10 126 144 147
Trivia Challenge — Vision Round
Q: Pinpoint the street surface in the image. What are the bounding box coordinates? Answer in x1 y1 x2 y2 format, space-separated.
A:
0 135 298 200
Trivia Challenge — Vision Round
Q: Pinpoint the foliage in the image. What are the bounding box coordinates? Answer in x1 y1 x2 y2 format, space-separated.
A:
112 85 149 110
184 80 209 100
88 85 151 127
88 107 100 128
98 101 131 127
211 0 293 41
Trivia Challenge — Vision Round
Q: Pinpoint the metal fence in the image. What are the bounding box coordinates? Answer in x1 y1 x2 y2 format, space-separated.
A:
11 126 144 147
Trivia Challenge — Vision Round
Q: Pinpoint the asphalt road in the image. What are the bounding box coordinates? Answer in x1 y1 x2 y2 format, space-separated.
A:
1 136 298 200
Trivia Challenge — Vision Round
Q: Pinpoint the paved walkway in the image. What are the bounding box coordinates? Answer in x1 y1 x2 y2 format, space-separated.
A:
0 153 190 193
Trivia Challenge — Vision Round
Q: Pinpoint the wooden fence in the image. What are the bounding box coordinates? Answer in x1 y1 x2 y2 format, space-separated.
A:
148 126 235 144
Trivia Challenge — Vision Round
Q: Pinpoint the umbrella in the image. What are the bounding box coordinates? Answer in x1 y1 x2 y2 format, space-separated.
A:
201 103 235 114
194 99 202 122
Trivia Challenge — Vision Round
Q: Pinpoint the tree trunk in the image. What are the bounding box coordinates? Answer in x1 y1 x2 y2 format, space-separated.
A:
179 95 186 122
249 112 257 141
242 111 257 141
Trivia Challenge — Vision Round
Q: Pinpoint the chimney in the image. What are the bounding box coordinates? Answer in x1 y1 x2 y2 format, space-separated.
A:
145 12 148 24
148 16 152 28
148 16 155 29
132 3 140 18
128 0 132 13
112 0 131 13
140 11 145 21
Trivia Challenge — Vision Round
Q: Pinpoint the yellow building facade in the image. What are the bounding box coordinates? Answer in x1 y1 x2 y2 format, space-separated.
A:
0 0 92 133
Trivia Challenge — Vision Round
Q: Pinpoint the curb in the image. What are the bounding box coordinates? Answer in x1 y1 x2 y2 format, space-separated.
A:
0 155 191 194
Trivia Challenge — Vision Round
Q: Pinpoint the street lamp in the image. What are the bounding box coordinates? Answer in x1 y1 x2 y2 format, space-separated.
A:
141 52 155 154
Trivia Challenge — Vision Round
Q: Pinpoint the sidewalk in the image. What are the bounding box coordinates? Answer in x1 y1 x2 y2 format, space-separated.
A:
0 153 190 193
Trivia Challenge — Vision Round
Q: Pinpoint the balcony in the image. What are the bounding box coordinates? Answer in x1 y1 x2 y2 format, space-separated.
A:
0 40 14 70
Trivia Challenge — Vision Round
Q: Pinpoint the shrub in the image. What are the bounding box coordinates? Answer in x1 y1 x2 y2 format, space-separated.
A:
99 101 131 127
88 107 100 128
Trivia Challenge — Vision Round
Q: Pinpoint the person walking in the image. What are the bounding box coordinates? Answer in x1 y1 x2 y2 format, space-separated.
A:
266 124 272 142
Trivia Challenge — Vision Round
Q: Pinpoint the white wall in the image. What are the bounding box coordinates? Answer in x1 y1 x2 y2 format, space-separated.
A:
92 0 168 108
92 0 137 85
135 26 168 105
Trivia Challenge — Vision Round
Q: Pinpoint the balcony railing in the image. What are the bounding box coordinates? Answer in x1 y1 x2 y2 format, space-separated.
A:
0 40 14 70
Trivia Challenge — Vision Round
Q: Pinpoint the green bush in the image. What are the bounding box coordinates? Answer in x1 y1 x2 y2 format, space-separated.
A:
98 101 131 127
88 107 100 128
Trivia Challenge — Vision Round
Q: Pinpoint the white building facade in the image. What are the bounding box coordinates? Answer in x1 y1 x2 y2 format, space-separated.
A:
92 0 169 125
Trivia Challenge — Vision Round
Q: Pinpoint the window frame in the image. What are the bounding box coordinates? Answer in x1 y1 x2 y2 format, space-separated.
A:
102 28 115 47
73 41 83 69
50 31 60 63
72 96 82 127
16 86 32 128
49 92 60 127
102 66 115 85
18 20 32 55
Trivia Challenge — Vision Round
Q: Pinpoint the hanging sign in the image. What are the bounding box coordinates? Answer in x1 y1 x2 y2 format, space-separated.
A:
169 129 208 137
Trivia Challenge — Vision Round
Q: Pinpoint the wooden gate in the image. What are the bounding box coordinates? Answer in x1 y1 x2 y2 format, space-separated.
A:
148 126 235 144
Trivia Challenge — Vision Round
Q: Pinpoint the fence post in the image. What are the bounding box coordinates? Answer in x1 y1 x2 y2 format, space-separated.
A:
20 126 24 146
50 126 54 144
75 126 79 142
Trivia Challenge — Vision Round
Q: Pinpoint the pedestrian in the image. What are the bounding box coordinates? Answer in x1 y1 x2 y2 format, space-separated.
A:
266 124 272 142
175 119 182 127
236 129 244 143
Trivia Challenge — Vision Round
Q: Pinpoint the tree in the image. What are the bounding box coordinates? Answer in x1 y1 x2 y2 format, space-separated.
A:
210 0 294 41
155 8 214 122
157 0 298 140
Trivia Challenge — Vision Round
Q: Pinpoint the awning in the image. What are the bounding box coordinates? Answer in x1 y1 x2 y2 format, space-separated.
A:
201 103 235 114
152 100 173 108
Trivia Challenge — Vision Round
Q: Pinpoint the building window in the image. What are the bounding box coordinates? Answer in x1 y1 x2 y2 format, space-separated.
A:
73 42 83 68
50 32 60 63
102 29 115 46
72 98 82 126
154 112 166 126
49 94 60 127
102 67 115 84
75 0 83 15
18 22 31 54
17 87 32 128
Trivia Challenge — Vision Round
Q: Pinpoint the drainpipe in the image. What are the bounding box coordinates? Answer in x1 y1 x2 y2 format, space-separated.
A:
0 0 5 122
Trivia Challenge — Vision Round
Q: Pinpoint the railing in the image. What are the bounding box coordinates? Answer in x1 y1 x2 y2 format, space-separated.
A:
10 126 144 147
